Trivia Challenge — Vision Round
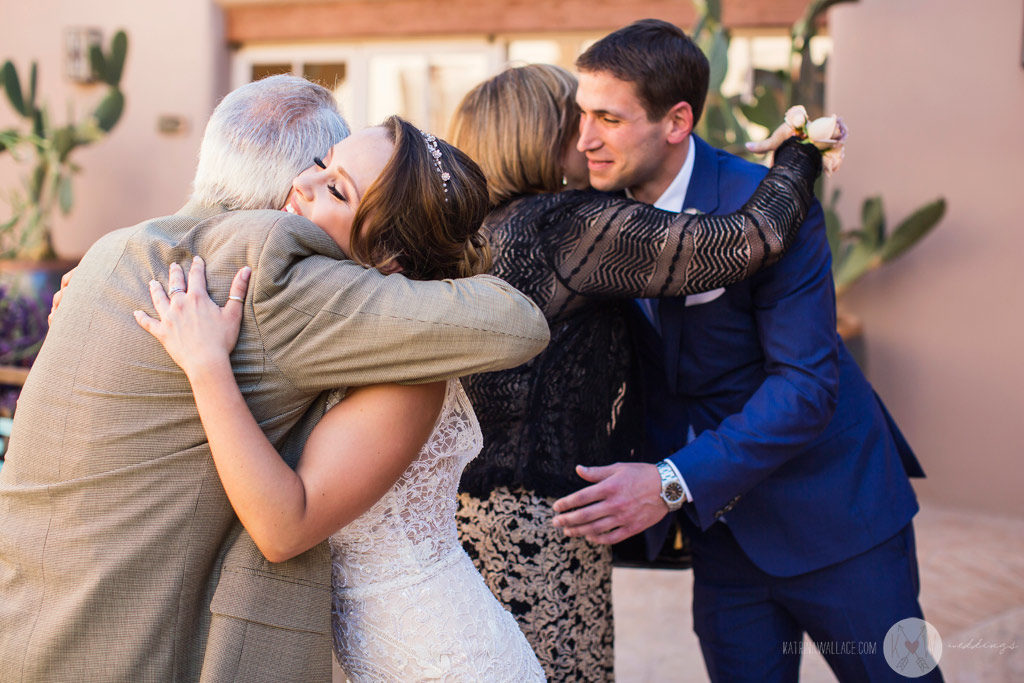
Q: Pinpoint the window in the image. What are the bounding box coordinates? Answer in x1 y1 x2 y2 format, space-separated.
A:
235 40 503 133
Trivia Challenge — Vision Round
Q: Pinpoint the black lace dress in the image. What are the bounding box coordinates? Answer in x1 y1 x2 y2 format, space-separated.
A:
456 138 822 682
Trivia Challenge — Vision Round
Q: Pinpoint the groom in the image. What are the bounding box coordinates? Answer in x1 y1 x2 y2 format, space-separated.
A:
0 75 548 682
552 19 938 681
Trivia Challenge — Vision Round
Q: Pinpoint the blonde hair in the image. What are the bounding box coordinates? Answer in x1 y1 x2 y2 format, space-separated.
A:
449 64 580 207
349 116 491 281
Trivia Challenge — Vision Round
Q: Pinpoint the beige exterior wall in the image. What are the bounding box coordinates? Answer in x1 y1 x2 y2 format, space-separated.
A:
0 0 228 257
828 0 1024 516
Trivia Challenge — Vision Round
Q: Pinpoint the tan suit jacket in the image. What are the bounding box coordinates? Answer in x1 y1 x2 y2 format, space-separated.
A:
0 202 548 682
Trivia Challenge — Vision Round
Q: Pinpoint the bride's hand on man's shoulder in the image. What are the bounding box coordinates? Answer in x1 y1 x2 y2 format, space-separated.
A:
134 256 251 377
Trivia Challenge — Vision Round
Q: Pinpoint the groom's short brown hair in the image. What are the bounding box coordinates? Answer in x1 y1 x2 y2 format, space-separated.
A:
576 18 709 124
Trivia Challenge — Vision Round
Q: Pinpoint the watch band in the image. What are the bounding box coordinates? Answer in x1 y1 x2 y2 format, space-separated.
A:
657 460 686 511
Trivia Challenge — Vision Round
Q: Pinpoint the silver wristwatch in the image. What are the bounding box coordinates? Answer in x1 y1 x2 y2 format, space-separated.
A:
656 460 686 511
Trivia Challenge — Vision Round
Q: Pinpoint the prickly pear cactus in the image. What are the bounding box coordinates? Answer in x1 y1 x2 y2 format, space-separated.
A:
1 30 128 260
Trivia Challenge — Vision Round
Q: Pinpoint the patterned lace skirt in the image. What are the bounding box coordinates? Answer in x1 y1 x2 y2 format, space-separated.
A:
457 487 614 682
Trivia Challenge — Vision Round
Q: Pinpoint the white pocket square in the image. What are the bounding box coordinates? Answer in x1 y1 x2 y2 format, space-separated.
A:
684 288 725 307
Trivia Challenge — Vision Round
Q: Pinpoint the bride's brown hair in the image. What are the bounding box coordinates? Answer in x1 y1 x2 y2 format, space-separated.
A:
348 116 491 280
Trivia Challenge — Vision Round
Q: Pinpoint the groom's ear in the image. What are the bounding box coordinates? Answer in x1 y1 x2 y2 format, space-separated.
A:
664 101 694 145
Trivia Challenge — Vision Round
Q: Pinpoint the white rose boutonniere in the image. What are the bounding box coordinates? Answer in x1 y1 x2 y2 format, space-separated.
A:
746 105 848 176
784 105 810 130
790 107 848 177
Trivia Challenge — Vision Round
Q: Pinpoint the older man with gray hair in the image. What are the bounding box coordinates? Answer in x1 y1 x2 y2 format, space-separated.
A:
0 75 548 682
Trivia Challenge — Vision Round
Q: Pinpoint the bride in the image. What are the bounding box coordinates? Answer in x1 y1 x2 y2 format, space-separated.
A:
138 116 546 681
136 111 825 680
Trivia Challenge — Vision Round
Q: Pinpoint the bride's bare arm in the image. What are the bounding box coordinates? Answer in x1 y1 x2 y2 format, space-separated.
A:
136 257 444 562
186 369 442 562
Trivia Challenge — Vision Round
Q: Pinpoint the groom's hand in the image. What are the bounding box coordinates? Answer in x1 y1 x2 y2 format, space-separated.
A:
551 462 667 545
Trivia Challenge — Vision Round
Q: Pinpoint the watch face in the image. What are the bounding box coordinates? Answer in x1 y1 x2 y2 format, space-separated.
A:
664 481 685 503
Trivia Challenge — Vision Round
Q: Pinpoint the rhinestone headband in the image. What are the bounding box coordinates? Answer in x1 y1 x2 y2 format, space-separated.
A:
422 132 450 200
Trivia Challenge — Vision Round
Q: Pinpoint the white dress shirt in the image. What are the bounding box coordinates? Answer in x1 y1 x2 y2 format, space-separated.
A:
635 138 697 504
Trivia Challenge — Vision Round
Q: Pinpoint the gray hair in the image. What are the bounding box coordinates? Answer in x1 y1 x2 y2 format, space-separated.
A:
191 75 350 211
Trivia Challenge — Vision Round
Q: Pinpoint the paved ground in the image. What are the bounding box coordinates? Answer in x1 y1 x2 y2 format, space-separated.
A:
332 502 1023 682
613 503 1024 682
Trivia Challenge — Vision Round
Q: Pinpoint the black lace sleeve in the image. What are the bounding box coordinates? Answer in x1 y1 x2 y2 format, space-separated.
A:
518 137 822 321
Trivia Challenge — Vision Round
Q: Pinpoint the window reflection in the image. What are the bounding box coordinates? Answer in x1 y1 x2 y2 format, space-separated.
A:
251 63 291 81
303 63 347 94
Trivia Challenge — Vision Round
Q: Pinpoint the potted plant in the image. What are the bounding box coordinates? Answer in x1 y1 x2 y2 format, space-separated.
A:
0 30 128 430
0 30 128 290
824 191 945 343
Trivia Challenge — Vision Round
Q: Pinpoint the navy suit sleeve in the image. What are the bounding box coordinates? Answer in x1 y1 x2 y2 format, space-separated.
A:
668 201 840 530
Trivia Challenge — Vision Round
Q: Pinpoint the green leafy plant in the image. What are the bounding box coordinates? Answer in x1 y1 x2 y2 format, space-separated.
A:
0 30 128 260
691 0 748 152
824 191 946 297
692 0 854 154
689 0 943 295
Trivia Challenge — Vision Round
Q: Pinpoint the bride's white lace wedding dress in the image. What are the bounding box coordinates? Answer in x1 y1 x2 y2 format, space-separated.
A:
327 379 545 682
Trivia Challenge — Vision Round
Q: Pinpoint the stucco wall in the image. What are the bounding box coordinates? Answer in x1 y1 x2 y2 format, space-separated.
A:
0 0 228 257
828 0 1024 516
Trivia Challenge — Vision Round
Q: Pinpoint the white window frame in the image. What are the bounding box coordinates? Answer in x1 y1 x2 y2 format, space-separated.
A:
232 39 508 131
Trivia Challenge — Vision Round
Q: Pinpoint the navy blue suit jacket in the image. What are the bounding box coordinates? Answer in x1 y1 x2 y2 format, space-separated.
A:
638 136 923 577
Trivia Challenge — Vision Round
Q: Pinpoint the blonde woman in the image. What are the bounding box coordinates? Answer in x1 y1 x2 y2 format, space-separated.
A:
450 64 836 681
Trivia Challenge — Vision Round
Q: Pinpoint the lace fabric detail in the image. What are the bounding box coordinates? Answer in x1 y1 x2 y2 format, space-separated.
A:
458 488 615 681
326 380 545 681
462 137 821 498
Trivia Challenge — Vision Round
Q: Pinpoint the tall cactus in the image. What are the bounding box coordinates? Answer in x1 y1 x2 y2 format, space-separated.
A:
688 1 943 295
1 30 128 260
692 0 751 151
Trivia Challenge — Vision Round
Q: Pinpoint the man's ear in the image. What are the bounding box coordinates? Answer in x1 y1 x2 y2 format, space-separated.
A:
665 101 694 144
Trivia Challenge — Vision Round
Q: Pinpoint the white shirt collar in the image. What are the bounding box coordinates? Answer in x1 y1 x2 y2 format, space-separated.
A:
653 135 696 213
626 135 695 213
